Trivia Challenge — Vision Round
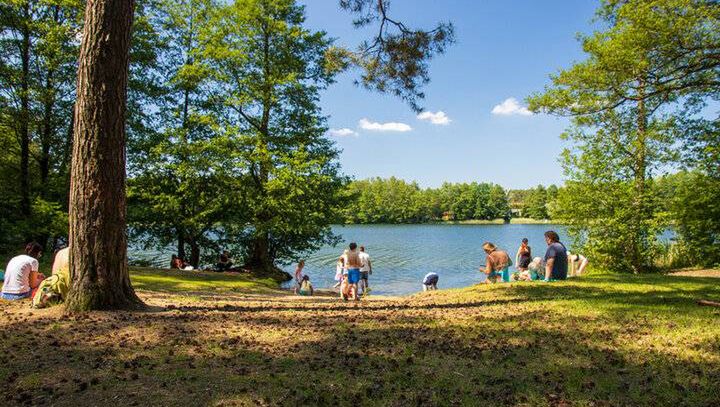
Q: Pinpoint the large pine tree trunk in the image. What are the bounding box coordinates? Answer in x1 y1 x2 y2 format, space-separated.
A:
65 0 142 311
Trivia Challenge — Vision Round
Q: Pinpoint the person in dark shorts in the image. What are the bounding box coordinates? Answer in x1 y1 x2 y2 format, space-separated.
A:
515 238 532 271
422 272 439 291
359 246 372 294
543 231 568 281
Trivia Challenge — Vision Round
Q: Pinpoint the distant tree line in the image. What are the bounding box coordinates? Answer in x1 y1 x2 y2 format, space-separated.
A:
342 178 558 224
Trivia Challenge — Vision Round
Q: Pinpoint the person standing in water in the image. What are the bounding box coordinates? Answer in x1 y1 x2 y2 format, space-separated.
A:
343 243 362 300
515 238 532 272
358 246 372 294
481 242 512 283
294 260 305 289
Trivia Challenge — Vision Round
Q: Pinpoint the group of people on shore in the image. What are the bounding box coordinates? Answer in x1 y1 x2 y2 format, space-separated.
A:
293 230 587 300
1 243 70 307
334 243 372 301
169 250 252 273
293 242 373 300
480 230 588 283
2 231 586 305
411 230 589 292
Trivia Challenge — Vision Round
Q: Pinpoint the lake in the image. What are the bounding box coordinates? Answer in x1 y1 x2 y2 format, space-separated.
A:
128 224 566 296
283 224 566 295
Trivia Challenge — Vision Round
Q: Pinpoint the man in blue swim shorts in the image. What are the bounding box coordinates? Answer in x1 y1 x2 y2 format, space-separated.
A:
343 242 362 300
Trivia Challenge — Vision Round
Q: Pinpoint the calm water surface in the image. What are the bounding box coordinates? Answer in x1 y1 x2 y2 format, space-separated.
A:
283 224 566 296
128 224 566 296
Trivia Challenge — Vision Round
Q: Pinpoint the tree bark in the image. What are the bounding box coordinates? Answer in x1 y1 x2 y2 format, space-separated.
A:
65 0 142 311
631 78 649 274
19 1 32 217
188 239 200 268
177 225 186 259
248 233 272 270
39 70 55 193
38 6 62 195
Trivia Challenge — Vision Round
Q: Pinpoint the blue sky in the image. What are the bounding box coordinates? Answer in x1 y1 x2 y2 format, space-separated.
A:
300 0 600 189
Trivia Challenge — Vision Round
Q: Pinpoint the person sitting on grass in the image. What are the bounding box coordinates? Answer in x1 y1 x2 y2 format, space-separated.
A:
2 242 45 301
481 242 512 283
515 238 532 272
422 272 439 291
295 275 314 296
216 251 233 272
170 254 182 269
543 230 568 281
32 247 71 308
517 257 544 281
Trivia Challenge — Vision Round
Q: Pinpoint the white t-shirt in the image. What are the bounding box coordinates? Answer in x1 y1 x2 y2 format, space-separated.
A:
359 252 371 272
2 254 39 294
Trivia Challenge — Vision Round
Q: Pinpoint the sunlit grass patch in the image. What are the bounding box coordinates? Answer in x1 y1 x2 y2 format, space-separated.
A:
129 267 279 294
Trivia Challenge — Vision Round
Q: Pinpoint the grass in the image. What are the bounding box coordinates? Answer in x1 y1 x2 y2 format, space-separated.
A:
1 268 719 406
129 267 279 294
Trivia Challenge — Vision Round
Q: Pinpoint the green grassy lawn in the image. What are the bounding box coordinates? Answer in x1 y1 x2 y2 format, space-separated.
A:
129 267 280 295
1 269 719 406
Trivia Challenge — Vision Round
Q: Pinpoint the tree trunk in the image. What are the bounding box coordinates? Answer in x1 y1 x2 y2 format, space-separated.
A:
248 232 273 270
39 71 55 194
65 0 142 311
38 6 62 195
189 239 200 268
177 226 186 259
632 78 649 274
19 2 31 217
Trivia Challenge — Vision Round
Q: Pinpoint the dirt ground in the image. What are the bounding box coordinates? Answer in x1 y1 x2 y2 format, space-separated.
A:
669 268 720 278
1 271 719 406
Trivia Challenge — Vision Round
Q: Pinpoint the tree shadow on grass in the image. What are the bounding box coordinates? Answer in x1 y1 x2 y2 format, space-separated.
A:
2 289 720 407
2 272 719 405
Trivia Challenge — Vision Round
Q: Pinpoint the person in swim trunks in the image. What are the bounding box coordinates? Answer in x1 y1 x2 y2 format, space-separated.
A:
342 242 362 300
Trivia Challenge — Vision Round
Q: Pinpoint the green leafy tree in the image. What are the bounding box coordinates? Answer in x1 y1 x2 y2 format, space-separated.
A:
529 0 720 273
524 185 548 220
0 0 82 247
335 0 455 111
127 0 233 267
197 0 346 274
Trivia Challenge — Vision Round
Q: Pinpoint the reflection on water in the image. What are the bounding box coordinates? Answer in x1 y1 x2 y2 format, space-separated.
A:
129 224 567 296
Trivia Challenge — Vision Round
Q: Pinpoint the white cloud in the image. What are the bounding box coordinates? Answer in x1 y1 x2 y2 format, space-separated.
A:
417 110 451 125
491 98 533 116
328 128 358 137
358 118 412 132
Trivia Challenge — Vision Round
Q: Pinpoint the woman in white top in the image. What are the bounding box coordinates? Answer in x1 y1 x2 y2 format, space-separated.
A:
2 242 44 300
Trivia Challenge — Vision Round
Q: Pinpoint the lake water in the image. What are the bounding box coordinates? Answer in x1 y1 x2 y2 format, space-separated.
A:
281 224 566 296
128 224 566 296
